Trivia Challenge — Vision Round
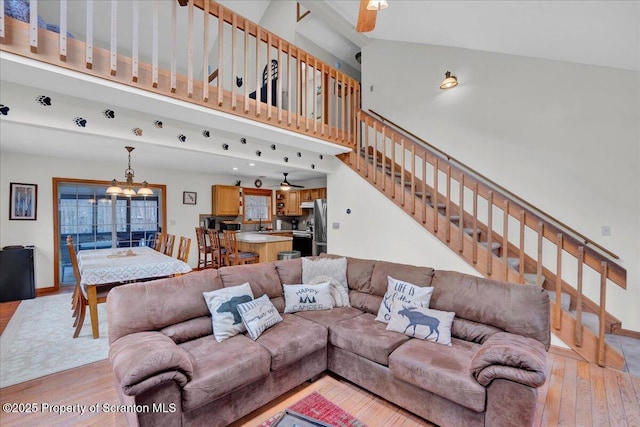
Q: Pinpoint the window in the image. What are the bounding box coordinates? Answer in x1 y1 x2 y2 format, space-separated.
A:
54 178 166 287
242 188 272 224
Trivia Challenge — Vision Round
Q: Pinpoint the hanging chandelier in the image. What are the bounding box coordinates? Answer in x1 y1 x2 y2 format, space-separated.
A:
106 146 153 197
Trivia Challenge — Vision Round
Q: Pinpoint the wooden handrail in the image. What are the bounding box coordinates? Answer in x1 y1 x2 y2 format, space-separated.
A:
367 109 621 262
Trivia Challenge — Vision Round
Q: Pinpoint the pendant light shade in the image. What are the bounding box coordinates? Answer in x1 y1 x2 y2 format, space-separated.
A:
440 71 459 89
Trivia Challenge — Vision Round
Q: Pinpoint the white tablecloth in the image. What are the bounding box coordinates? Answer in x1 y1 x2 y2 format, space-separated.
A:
77 246 192 287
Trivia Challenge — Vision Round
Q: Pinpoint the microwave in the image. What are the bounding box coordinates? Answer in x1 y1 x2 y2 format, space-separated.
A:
219 221 241 231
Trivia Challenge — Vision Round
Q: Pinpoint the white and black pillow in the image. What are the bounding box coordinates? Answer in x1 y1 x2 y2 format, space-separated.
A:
375 276 434 323
283 283 334 313
386 298 455 346
237 294 283 340
302 257 350 307
203 282 254 342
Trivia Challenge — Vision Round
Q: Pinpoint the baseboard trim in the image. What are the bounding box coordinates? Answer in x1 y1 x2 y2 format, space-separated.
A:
35 286 58 296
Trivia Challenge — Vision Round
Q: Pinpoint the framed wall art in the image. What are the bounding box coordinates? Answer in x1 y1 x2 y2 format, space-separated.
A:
9 182 38 220
183 191 197 205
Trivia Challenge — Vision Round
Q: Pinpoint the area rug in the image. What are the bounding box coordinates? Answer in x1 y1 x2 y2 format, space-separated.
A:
0 293 109 388
259 392 367 427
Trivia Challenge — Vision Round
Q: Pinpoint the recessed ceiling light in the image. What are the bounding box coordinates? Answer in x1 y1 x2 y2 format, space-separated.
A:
249 163 255 167
232 167 238 171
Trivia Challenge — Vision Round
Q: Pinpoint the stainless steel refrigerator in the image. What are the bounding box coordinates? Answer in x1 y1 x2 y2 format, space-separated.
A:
313 199 327 255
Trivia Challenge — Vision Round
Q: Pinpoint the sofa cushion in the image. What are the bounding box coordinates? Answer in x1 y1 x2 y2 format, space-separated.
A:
329 313 409 366
203 282 255 342
107 269 223 344
274 258 302 286
349 290 383 315
283 283 333 313
160 316 213 344
430 270 550 349
375 276 434 323
370 261 434 297
389 338 486 413
237 294 283 340
386 299 455 346
255 314 327 371
218 262 283 302
294 306 363 328
180 334 271 411
320 254 377 293
452 318 503 344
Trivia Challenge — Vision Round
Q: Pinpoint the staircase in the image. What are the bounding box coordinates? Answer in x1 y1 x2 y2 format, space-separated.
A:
339 110 628 369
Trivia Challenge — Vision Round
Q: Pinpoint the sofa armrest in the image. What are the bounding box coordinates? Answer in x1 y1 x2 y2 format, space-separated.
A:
470 332 547 388
109 331 194 396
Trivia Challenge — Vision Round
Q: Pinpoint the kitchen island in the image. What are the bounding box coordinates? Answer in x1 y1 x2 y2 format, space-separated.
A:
235 232 293 263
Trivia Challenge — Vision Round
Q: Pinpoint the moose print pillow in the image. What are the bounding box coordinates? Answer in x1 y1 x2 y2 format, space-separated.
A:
375 276 434 324
386 298 455 346
203 282 255 342
283 283 333 313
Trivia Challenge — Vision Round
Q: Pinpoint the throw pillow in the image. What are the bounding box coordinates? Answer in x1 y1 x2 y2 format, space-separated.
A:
302 257 350 307
386 298 455 346
203 282 254 342
309 275 350 308
283 283 334 313
375 276 434 323
237 294 283 340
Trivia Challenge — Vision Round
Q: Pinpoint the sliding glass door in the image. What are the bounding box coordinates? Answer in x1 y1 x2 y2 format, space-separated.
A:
54 179 166 287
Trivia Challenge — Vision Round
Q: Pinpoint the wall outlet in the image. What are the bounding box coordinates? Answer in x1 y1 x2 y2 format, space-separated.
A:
332 222 340 230
601 225 611 236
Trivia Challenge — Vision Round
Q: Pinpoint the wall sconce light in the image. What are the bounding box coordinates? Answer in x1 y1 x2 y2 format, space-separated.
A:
440 71 459 89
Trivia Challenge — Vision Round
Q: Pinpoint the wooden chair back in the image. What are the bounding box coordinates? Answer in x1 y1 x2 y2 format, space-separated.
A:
163 234 176 257
195 227 212 269
207 229 224 268
153 232 164 252
176 236 191 263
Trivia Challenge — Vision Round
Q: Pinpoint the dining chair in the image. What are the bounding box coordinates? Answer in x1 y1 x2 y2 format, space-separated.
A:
195 227 212 269
223 230 259 266
152 232 165 252
176 236 191 263
207 229 226 269
163 234 176 257
66 235 110 338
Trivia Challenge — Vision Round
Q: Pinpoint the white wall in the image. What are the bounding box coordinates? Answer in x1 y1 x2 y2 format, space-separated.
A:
361 40 640 331
327 162 479 274
0 151 239 289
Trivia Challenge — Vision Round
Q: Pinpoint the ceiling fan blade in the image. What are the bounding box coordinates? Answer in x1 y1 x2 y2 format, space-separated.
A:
290 183 305 188
356 0 377 33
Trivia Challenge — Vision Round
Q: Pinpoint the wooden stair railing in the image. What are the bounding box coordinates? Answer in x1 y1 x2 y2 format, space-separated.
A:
339 109 628 369
0 0 359 150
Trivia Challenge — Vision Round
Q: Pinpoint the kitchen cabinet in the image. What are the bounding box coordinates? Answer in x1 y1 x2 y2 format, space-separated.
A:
212 185 240 216
299 187 327 202
276 190 302 216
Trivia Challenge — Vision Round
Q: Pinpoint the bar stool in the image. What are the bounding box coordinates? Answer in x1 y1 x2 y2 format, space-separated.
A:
207 229 226 269
223 231 259 266
195 227 212 269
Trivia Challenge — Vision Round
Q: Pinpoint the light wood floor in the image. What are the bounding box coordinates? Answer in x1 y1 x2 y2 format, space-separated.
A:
1 298 639 426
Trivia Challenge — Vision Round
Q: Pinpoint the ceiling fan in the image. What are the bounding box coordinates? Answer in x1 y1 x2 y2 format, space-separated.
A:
356 0 388 33
278 173 304 190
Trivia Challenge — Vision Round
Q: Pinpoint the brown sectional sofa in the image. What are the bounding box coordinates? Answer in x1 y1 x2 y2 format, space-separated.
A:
107 255 549 427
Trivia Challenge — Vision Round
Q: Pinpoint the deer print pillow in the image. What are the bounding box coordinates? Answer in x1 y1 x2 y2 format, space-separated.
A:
375 276 434 323
203 282 255 342
283 283 334 313
386 298 455 346
237 294 283 340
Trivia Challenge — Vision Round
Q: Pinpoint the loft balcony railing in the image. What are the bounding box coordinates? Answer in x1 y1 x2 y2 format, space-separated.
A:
0 0 359 149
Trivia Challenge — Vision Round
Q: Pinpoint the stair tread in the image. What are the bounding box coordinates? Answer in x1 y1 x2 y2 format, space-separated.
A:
480 241 501 250
463 227 481 236
507 257 520 269
523 273 540 285
428 202 446 209
547 290 571 311
569 309 601 333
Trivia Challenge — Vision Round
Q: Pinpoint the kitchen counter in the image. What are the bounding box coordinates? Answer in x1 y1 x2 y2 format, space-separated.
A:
236 233 293 262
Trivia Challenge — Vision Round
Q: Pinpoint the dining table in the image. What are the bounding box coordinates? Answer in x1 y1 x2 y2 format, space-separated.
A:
77 246 192 339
